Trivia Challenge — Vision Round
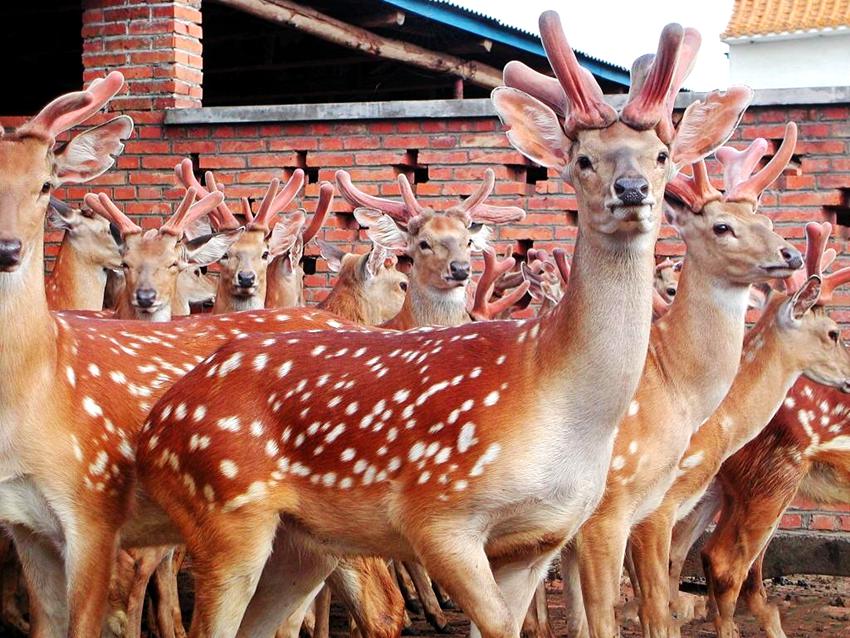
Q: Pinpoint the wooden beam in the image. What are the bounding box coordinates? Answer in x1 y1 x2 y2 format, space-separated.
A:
357 10 406 28
212 0 502 89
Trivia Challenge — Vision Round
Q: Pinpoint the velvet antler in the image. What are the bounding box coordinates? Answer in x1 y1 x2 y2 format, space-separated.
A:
336 170 419 225
538 11 618 137
83 192 142 237
445 169 526 224
665 160 723 212
720 122 798 206
17 71 125 141
469 247 530 321
784 221 850 304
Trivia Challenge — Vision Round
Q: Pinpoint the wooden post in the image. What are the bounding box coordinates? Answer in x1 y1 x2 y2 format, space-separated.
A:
454 77 464 99
214 0 503 89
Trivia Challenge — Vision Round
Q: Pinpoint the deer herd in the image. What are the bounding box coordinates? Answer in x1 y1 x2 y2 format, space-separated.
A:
1 9 849 638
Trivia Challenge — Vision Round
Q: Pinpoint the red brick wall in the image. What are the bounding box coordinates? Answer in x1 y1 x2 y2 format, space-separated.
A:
2 0 849 535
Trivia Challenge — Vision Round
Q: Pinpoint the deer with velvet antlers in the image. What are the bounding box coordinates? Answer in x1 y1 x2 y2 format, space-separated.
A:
336 167 525 329
0 73 395 638
134 11 752 637
559 121 805 638
175 158 331 311
625 221 850 638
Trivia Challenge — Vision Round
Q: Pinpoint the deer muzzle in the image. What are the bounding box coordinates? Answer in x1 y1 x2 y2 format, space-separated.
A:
0 237 22 270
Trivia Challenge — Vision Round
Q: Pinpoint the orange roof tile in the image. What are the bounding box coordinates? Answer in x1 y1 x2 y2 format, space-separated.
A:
723 0 850 38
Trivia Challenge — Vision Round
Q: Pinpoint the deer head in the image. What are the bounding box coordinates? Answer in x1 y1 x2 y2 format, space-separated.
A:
663 122 803 286
0 72 132 275
653 258 681 302
492 13 752 244
85 189 237 321
47 196 122 271
339 169 523 312
317 239 408 325
763 223 850 392
175 159 331 311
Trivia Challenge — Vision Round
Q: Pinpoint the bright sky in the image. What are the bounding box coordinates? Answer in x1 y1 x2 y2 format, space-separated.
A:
448 0 736 91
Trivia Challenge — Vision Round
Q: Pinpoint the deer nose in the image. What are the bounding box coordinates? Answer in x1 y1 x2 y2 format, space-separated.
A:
613 177 650 206
780 246 803 270
449 261 470 281
0 238 22 268
237 271 256 288
136 288 157 308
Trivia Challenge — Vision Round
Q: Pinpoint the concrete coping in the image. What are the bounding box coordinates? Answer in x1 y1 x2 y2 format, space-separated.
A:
164 86 850 126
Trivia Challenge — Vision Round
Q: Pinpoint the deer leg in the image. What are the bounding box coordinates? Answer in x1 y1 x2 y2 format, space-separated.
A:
411 532 516 638
630 511 675 638
0 541 31 635
312 585 331 638
151 547 185 638
559 542 588 638
575 520 630 638
186 513 279 638
740 548 786 638
327 558 404 638
521 581 555 638
432 579 454 610
392 561 422 615
404 561 448 632
7 524 67 638
469 549 557 638
274 593 319 638
236 527 339 638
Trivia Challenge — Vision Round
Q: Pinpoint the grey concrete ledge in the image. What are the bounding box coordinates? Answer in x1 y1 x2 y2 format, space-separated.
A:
165 86 850 126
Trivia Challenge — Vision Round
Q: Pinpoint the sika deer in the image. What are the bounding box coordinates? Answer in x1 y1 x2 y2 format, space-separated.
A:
135 13 750 637
0 74 379 638
45 197 123 310
560 123 804 638
175 159 331 310
316 239 408 325
85 189 239 322
628 221 850 638
691 235 850 638
336 167 523 329
654 258 681 304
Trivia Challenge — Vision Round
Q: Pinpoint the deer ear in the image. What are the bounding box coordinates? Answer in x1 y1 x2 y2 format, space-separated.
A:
182 229 242 268
53 116 134 184
47 201 78 231
491 87 569 172
468 223 491 251
671 87 753 168
317 239 346 273
269 211 307 258
782 275 822 323
355 208 408 251
364 243 389 279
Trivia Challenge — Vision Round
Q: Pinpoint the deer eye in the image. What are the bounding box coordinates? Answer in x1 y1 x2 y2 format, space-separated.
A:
41 182 51 194
262 250 270 260
399 281 408 292
170 262 179 269
657 151 669 164
418 240 431 251
221 253 230 260
713 223 732 236
121 262 129 269
577 156 593 170
829 329 840 343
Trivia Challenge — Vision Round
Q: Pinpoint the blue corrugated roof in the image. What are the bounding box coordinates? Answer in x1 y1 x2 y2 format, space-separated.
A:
381 0 630 86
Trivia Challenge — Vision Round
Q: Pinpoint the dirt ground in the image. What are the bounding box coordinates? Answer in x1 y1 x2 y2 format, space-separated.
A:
325 575 850 637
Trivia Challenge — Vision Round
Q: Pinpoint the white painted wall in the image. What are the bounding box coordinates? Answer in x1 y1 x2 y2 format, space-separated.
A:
728 33 850 89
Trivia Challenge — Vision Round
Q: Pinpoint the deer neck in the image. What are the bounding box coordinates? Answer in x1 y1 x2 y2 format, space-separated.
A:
0 236 58 403
649 262 750 427
265 259 302 309
537 226 657 437
402 277 470 328
45 235 107 311
710 320 800 461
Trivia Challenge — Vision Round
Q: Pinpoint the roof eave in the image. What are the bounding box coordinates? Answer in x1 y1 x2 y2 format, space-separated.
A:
724 25 850 44
381 0 630 86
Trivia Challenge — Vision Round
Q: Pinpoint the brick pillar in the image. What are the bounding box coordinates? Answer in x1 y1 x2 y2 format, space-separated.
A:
81 0 203 111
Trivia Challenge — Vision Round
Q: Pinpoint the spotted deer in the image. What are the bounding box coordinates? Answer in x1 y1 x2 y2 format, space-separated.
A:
45 196 124 310
559 122 805 638
133 13 752 637
84 189 239 322
681 238 850 638
625 221 850 638
175 159 330 311
316 239 408 325
0 73 384 638
336 167 525 329
654 258 681 304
